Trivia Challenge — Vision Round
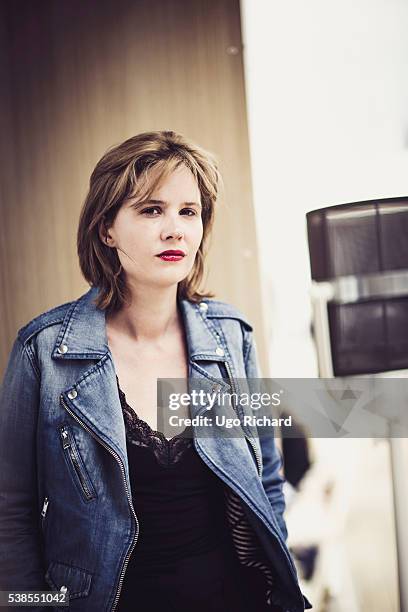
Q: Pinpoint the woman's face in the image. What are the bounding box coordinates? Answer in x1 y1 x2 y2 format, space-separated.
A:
106 164 203 291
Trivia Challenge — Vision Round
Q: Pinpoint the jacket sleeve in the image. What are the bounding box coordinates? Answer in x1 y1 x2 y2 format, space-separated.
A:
0 336 47 594
243 329 289 542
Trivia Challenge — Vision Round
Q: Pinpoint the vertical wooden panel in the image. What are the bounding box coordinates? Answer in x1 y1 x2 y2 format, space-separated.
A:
0 0 267 374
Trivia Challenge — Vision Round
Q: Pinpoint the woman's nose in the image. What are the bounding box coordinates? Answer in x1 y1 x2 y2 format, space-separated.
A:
160 221 184 241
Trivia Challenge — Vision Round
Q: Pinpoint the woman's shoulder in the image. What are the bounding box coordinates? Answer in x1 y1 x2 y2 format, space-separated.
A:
16 292 84 347
193 297 253 332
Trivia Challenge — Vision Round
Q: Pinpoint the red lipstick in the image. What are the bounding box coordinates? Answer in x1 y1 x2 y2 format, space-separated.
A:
157 249 186 262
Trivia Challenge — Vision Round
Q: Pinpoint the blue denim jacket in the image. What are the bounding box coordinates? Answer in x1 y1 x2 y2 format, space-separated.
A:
0 287 312 611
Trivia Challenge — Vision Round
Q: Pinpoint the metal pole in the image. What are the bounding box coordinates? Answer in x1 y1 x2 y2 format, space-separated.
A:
389 432 408 612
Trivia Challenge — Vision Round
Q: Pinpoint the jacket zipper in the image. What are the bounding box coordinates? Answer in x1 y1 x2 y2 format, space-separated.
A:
60 396 139 612
224 360 263 477
41 496 49 527
60 426 94 501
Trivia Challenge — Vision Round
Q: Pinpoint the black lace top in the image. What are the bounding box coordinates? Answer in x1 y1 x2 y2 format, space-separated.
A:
116 378 232 573
118 382 194 467
116 379 269 612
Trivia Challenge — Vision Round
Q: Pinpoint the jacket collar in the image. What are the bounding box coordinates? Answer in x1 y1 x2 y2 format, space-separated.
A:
52 286 223 362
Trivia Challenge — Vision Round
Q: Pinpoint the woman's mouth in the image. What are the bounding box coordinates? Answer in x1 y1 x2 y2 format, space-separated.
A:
156 250 186 262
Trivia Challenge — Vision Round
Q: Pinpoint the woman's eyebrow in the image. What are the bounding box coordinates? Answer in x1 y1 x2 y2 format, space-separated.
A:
144 198 202 208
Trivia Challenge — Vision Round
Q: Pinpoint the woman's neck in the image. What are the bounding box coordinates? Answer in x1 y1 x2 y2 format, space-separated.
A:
107 283 181 343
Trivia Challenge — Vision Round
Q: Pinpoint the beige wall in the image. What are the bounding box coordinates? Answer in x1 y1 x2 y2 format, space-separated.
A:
0 0 267 375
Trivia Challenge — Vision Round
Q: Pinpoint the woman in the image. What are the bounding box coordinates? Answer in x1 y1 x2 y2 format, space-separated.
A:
0 131 312 612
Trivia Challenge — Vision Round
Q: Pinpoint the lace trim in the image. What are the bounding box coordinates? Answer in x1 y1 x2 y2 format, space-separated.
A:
116 377 194 467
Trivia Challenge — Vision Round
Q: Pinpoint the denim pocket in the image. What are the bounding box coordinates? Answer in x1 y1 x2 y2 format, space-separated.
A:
59 424 97 502
45 561 92 600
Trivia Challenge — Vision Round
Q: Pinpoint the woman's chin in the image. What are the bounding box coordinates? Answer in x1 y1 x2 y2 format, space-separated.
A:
128 273 187 290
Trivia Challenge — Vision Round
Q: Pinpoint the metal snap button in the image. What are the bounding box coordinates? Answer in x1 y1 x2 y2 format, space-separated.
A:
60 585 68 593
199 302 208 312
67 389 78 400
57 344 68 354
215 347 224 357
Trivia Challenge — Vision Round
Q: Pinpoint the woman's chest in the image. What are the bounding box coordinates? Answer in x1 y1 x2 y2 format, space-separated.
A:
110 342 189 431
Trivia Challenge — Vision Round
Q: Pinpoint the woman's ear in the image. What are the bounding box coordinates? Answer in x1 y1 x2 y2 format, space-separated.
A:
98 217 114 246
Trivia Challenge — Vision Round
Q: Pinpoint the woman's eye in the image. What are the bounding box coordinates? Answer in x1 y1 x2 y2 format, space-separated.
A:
141 206 161 216
180 208 197 216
